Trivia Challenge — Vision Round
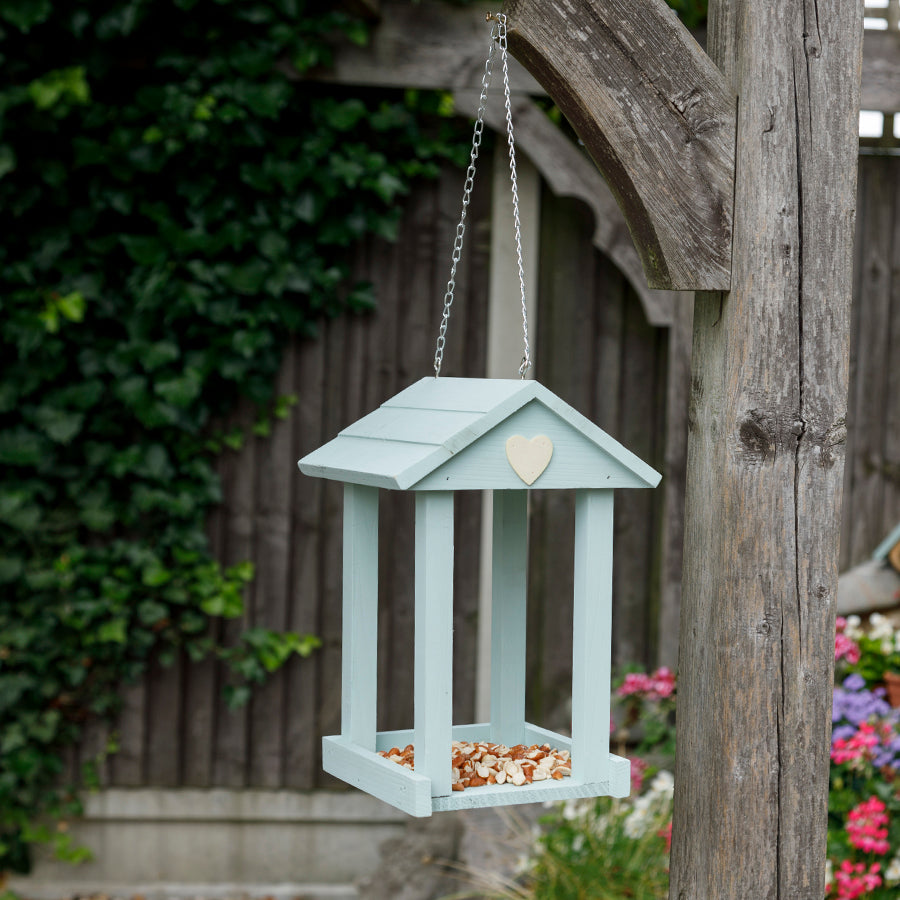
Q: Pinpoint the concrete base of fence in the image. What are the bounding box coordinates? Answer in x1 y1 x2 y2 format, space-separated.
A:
9 789 409 899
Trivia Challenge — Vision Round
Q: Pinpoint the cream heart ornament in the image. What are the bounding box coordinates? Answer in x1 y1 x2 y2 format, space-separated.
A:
505 435 554 485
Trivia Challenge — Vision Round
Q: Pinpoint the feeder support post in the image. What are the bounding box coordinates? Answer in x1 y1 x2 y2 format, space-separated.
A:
414 491 455 798
503 0 863 894
571 489 614 786
342 484 379 751
490 490 528 746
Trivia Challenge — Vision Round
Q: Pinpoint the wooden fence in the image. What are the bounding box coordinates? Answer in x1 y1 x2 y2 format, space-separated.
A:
78 149 900 791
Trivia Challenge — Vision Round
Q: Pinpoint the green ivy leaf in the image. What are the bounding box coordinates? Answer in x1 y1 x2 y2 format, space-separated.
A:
0 0 52 31
0 144 16 180
33 407 85 444
96 619 128 644
0 427 48 465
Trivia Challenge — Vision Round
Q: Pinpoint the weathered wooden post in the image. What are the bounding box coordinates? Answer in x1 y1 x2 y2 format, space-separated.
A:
503 0 863 894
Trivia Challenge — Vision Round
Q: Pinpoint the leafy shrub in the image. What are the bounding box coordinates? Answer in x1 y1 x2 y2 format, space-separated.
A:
0 0 469 875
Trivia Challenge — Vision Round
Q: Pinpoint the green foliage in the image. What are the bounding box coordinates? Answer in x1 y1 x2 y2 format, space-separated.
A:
0 0 469 876
665 0 708 29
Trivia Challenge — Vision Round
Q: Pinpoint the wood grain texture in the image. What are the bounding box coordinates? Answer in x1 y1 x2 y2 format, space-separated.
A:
503 0 736 290
671 0 863 895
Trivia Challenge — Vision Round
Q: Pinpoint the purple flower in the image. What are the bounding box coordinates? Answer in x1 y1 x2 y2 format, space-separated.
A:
843 673 866 692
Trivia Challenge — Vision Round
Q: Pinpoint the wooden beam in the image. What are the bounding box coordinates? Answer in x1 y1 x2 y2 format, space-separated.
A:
670 0 863 897
502 0 736 291
302 0 542 95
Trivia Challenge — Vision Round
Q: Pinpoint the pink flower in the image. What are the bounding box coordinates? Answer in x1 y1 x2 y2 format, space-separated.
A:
832 722 879 766
658 820 672 853
630 756 648 793
832 860 882 899
835 632 861 664
652 666 676 698
617 667 676 701
846 797 890 856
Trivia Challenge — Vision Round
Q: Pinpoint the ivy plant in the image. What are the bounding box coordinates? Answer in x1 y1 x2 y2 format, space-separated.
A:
0 0 469 876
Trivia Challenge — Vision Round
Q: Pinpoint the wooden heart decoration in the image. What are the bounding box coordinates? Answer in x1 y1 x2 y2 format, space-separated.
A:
505 435 554 485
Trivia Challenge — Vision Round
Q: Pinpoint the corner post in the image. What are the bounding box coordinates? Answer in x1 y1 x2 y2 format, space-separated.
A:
342 484 379 750
571 489 614 784
489 490 528 745
414 491 455 798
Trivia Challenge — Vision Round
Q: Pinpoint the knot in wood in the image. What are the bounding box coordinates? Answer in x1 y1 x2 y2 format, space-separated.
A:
738 410 777 462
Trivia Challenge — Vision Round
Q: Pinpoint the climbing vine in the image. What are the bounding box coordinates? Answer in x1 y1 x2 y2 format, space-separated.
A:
0 0 470 876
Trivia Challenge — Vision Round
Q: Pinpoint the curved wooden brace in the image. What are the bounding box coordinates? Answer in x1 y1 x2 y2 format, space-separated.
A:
503 0 736 291
455 89 681 326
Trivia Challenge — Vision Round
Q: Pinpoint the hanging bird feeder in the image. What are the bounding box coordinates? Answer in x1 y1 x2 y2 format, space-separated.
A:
298 14 660 817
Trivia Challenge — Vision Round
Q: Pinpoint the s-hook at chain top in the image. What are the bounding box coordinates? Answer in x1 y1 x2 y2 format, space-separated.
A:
433 12 531 380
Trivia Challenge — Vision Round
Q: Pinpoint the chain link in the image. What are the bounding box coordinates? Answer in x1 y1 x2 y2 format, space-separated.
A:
433 12 531 379
433 19 497 377
497 16 532 377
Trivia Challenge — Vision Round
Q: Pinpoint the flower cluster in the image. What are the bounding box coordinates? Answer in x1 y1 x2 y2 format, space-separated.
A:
837 614 900 684
624 770 674 839
829 618 900 898
846 798 890 856
832 861 883 899
505 614 900 900
617 666 676 701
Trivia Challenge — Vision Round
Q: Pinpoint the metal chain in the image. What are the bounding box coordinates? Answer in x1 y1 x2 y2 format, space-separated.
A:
433 12 532 379
433 19 497 377
497 15 532 377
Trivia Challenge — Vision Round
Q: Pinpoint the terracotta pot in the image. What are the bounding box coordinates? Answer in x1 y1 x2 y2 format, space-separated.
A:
883 671 900 708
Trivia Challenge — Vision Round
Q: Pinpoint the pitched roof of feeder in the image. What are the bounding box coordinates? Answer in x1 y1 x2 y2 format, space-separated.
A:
298 377 661 491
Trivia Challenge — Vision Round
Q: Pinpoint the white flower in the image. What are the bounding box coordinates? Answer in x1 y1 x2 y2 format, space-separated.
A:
561 798 591 821
885 853 900 885
825 858 834 891
870 612 894 641
845 615 863 639
623 801 653 838
649 770 675 797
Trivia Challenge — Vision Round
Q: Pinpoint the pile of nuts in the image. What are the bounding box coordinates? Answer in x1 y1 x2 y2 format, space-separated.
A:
378 740 572 791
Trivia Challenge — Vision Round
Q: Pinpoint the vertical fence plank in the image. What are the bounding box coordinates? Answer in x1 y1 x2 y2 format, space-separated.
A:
879 164 900 542
847 156 894 564
211 401 255 787
315 317 349 784
247 349 296 787
657 299 693 668
285 336 325 790
612 290 666 670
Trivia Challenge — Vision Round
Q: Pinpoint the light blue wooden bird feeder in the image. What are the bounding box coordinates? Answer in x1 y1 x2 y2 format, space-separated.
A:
299 376 661 816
